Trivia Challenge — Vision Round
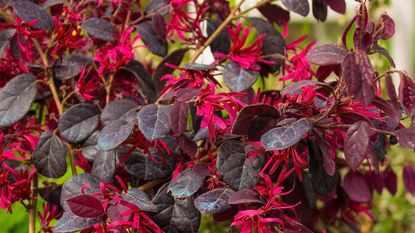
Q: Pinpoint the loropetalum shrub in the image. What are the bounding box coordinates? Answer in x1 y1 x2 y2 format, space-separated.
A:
0 0 415 232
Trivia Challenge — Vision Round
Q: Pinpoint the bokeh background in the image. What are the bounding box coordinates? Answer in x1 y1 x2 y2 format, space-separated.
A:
1 0 415 232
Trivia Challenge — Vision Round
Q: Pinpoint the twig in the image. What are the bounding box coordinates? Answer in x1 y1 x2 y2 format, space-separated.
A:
315 123 396 136
138 179 166 191
190 0 247 63
28 174 38 233
105 74 115 104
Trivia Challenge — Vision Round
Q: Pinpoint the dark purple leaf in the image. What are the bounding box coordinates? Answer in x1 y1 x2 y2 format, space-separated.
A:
137 104 171 141
395 127 415 148
403 165 415 195
41 0 66 8
144 0 170 15
194 188 234 214
169 101 189 136
107 203 130 222
54 211 102 233
122 147 176 180
370 133 387 162
367 172 384 194
33 130 67 178
100 98 138 126
207 19 230 54
312 0 327 22
153 48 188 92
0 28 16 58
178 135 197 158
371 43 395 68
67 194 104 218
53 54 91 80
228 189 263 205
399 74 415 117
58 103 100 143
169 169 206 198
152 182 174 211
323 0 346 14
371 96 401 130
91 149 116 182
192 163 210 177
343 171 372 202
120 189 158 212
137 21 167 57
223 61 259 92
247 17 285 73
217 141 265 190
80 131 101 162
308 138 337 195
258 3 290 25
382 166 397 195
307 44 347 66
0 74 37 127
344 121 371 171
281 0 310 16
342 50 376 106
97 120 134 151
119 60 159 103
374 13 395 40
280 80 319 96
152 13 166 38
61 174 101 210
152 195 200 233
12 0 53 30
232 104 279 140
261 118 312 151
81 18 115 41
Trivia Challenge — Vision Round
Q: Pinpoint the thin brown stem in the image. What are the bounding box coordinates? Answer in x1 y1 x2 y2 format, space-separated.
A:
315 123 396 136
190 0 247 63
28 174 38 233
105 74 115 104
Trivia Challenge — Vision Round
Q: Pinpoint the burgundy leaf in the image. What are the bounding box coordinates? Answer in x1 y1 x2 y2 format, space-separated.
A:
399 74 415 116
169 169 206 198
371 43 396 68
152 13 166 38
66 194 104 218
367 172 384 194
232 104 279 140
258 3 290 25
280 80 319 96
194 188 235 214
385 74 400 111
344 121 371 171
12 0 53 30
323 0 346 14
207 19 231 55
281 0 310 17
382 166 397 195
403 165 415 195
153 48 188 92
169 101 189 136
261 118 312 151
228 189 263 205
54 212 103 233
395 127 415 148
306 44 347 66
343 171 372 203
374 13 395 40
342 50 376 105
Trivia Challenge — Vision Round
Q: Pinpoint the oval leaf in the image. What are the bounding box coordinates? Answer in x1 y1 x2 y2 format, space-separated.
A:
54 212 102 233
58 103 100 143
33 131 67 178
66 194 105 218
343 171 372 203
403 165 415 195
137 21 167 57
194 188 235 214
282 0 310 16
12 0 53 30
91 150 117 182
169 169 206 198
137 104 171 141
100 98 138 125
223 61 259 92
97 120 134 151
0 74 37 127
120 189 158 212
306 44 347 66
344 121 371 171
261 118 312 151
61 174 101 210
81 18 115 41
228 189 263 205
153 48 188 92
169 101 189 136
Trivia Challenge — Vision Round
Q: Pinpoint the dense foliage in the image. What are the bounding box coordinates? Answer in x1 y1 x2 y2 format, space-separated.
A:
0 0 414 232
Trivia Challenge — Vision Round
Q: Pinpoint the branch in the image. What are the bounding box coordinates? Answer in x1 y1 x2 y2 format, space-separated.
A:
138 178 167 191
28 174 38 233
